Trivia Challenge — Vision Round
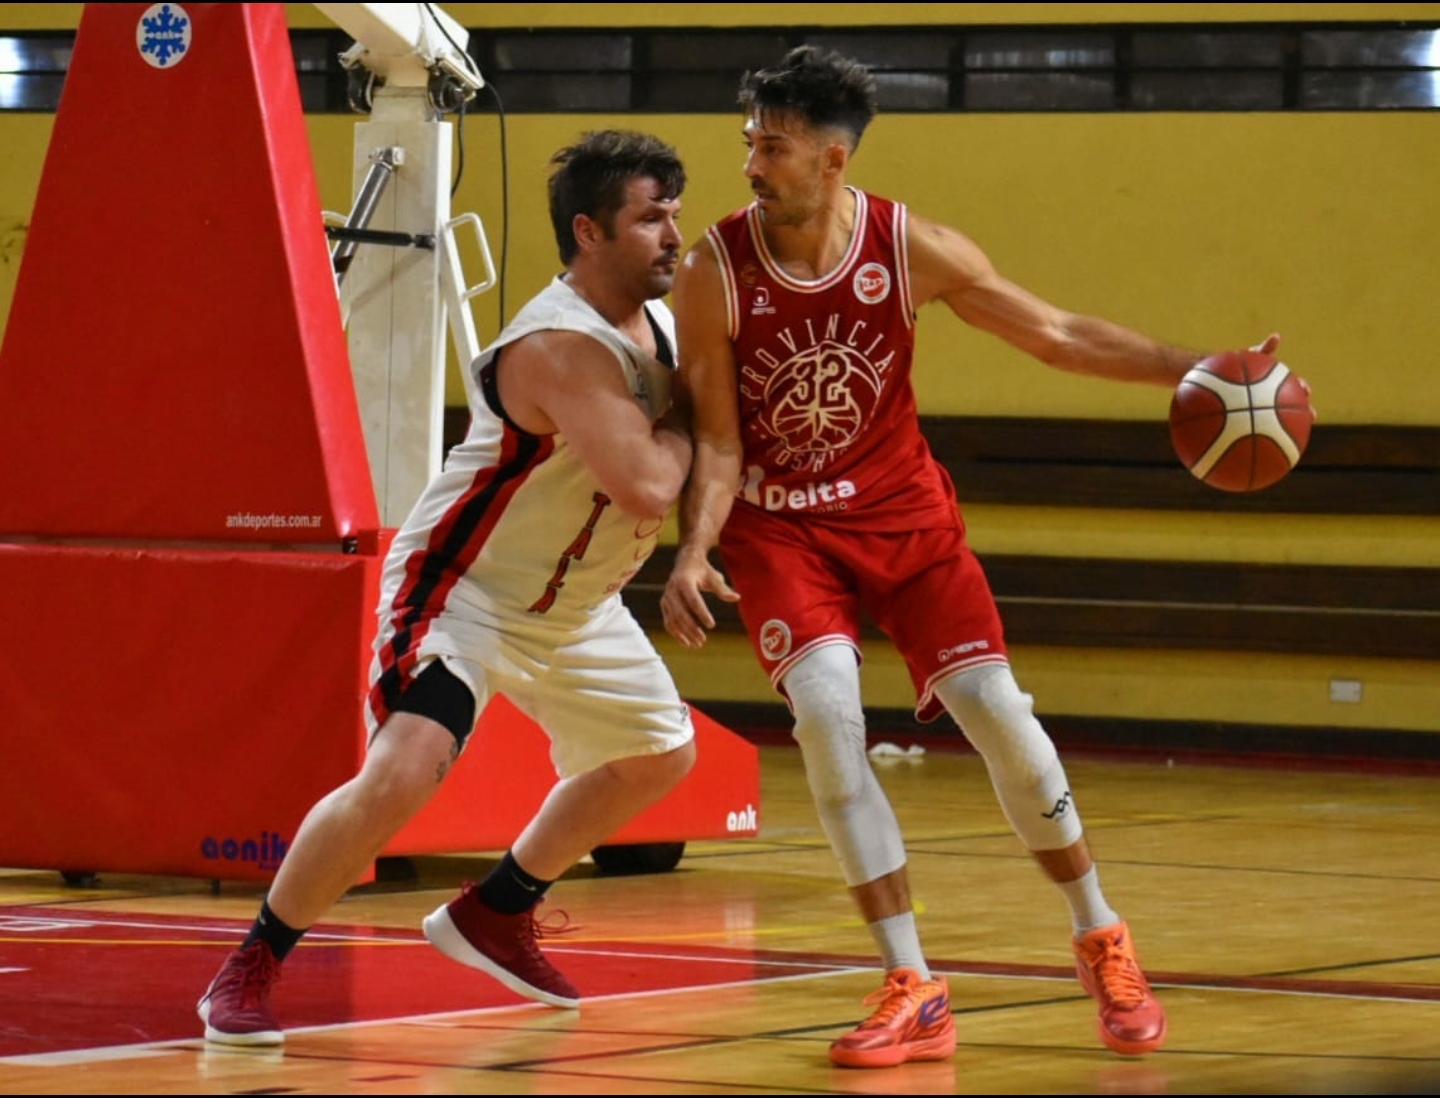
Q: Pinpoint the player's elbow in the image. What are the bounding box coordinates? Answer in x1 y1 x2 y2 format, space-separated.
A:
589 430 692 518
609 473 685 521
1025 326 1075 371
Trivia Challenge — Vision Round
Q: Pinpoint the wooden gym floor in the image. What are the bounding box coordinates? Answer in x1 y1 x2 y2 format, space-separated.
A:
1 741 1437 1095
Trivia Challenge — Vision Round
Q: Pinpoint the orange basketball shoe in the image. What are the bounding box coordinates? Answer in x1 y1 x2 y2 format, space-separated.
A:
828 968 957 1068
1073 921 1167 1055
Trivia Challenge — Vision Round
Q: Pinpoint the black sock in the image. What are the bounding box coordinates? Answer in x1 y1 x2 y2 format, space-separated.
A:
478 850 553 915
242 898 305 962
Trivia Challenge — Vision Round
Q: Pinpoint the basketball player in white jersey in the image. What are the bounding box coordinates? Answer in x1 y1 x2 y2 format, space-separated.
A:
199 129 695 1046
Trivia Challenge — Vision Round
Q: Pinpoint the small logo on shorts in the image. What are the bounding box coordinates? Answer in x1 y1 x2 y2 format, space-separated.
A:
938 639 990 662
760 619 792 662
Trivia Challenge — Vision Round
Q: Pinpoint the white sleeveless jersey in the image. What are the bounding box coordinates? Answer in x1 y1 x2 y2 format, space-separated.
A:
375 277 676 645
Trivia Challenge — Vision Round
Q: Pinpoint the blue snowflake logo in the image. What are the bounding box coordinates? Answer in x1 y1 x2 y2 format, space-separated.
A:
136 3 191 69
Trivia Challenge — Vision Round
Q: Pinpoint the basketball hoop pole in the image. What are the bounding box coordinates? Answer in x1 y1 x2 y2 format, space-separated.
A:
313 3 494 527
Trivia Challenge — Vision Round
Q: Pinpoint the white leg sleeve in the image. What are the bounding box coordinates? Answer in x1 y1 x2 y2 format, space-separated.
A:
934 663 1084 851
784 644 907 887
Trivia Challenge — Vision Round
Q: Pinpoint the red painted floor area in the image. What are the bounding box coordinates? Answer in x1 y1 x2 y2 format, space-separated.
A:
0 906 830 1059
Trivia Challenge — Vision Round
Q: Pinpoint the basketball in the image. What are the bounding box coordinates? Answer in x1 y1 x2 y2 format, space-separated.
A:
1168 350 1313 493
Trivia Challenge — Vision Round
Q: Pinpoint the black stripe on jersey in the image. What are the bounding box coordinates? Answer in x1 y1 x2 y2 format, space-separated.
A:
478 346 531 435
372 430 549 721
646 307 675 370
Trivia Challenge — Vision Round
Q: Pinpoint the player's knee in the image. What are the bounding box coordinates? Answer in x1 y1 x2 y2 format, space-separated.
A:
790 699 860 752
783 645 871 806
787 659 864 751
663 737 698 786
614 738 696 801
795 733 872 813
383 658 478 751
359 714 459 807
938 663 1057 784
791 704 870 799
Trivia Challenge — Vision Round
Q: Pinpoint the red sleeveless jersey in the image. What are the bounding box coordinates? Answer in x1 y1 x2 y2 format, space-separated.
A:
705 189 960 533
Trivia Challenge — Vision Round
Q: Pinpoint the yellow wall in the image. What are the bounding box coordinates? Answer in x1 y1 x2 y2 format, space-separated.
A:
2 4 1436 734
340 111 1440 428
8 108 1440 431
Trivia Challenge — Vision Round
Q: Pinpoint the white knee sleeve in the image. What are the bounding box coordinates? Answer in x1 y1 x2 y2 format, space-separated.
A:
935 663 1083 851
784 645 907 887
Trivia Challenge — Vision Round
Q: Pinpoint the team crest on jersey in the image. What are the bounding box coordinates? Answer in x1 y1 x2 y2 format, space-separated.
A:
760 619 792 662
756 338 883 467
853 262 890 305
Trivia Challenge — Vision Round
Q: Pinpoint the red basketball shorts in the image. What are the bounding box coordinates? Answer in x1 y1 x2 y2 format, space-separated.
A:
718 507 1009 722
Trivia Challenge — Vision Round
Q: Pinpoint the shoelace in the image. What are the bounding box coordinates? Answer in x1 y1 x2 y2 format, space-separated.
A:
533 906 579 938
856 975 922 1028
455 882 583 949
1088 938 1149 1007
225 946 280 1007
519 905 581 945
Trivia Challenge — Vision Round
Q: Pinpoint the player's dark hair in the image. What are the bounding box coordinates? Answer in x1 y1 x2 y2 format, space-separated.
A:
548 129 686 265
738 45 879 149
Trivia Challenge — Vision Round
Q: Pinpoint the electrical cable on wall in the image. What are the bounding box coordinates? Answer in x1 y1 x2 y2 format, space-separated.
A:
422 2 508 324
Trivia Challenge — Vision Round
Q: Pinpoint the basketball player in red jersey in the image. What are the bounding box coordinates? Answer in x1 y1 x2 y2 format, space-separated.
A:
661 45 1290 1068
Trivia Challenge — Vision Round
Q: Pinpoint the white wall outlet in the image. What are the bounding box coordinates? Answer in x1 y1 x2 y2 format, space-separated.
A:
1329 679 1363 704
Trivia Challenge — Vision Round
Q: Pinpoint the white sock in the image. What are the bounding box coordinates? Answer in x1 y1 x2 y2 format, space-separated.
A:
1058 866 1120 933
868 911 930 979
